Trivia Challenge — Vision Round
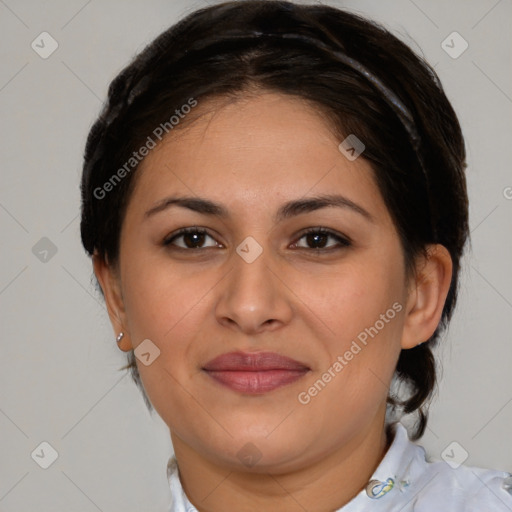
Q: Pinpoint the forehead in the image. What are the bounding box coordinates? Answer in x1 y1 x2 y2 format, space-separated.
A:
130 92 387 221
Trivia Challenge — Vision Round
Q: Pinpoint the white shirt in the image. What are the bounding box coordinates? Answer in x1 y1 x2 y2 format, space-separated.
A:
166 422 512 511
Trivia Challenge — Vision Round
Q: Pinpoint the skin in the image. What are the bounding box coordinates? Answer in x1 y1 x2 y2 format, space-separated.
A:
95 92 452 512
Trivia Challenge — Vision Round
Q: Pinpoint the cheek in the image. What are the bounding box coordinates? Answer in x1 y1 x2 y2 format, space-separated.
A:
295 267 405 438
303 250 406 346
120 261 215 416
118 250 238 376
121 250 216 339
300 249 406 397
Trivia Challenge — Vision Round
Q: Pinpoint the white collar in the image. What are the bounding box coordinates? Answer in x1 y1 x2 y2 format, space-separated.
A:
166 422 512 511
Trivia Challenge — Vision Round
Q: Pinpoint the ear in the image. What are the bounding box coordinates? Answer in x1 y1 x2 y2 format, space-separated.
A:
93 253 133 352
400 244 453 350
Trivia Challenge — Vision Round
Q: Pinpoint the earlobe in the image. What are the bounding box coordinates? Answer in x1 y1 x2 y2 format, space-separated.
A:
93 254 133 352
400 244 453 350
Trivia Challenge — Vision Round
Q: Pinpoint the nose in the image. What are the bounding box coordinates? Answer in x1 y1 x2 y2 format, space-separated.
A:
215 245 294 335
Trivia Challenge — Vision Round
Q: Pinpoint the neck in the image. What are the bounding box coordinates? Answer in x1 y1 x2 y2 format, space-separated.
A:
171 408 390 512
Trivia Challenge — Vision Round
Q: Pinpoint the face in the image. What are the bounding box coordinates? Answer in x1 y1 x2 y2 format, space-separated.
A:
107 92 414 472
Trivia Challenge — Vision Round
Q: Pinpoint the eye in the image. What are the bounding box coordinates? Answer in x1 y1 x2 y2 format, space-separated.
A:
163 227 350 252
292 228 351 251
163 227 221 249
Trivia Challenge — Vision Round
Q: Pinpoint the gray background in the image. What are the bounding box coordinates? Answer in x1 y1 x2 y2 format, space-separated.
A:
1 0 511 510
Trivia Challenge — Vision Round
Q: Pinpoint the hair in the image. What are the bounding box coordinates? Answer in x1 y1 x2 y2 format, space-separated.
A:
80 0 469 440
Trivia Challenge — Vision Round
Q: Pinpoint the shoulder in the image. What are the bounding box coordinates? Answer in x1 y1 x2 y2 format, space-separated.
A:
356 423 512 512
397 426 512 511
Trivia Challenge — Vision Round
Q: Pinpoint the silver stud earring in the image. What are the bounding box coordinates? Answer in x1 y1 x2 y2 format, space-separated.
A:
116 332 125 343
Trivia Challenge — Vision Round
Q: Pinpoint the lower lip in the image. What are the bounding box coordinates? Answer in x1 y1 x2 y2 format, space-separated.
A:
203 369 309 394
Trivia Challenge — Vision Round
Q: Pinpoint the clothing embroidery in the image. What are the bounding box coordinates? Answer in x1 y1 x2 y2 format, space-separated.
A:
365 478 394 499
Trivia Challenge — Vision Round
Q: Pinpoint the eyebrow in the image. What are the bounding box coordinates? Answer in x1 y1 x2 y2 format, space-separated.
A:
144 194 374 223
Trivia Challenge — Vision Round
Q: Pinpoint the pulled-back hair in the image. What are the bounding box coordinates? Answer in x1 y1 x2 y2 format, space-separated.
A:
80 0 469 440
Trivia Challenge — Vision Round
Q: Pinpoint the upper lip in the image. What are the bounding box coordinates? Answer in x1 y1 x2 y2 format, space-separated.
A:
202 351 310 372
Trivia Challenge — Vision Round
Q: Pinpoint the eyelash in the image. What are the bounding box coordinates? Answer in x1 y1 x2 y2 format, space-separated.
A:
163 227 352 252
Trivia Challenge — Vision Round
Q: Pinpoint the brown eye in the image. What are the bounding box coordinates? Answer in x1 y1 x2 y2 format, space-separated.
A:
164 228 220 249
294 228 351 250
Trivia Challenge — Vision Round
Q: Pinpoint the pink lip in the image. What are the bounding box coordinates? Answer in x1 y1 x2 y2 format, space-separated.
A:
202 351 310 394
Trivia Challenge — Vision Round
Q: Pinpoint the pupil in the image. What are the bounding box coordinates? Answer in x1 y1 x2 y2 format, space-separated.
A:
185 232 204 248
308 233 327 248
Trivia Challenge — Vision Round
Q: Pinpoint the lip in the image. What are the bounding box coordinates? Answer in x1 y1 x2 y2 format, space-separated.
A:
202 351 310 394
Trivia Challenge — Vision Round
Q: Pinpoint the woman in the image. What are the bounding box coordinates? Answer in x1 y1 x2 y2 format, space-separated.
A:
80 1 512 510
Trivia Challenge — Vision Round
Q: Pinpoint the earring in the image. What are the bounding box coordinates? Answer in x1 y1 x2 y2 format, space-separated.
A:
116 332 125 343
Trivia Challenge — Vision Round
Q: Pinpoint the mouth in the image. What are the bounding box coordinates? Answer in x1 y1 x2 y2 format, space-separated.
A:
202 351 310 394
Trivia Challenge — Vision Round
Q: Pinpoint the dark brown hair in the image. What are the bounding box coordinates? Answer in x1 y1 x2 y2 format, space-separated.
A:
80 0 469 440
